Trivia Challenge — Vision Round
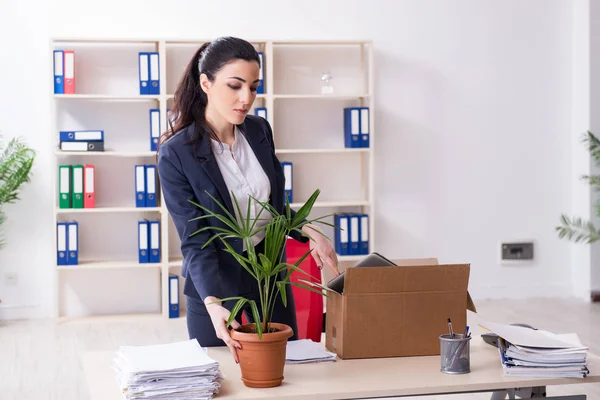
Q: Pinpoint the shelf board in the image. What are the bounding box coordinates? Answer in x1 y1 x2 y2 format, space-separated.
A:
168 255 365 268
289 200 370 208
276 148 369 154
337 255 366 262
168 259 183 268
58 312 164 324
52 37 159 44
57 260 161 270
273 94 370 99
273 40 371 46
56 206 161 214
55 150 156 157
54 94 160 101
166 94 266 100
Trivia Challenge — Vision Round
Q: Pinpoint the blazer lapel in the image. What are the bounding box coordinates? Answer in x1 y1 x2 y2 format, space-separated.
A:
238 120 280 210
192 124 236 217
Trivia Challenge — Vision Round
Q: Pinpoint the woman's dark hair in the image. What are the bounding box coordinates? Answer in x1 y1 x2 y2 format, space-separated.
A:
158 36 261 150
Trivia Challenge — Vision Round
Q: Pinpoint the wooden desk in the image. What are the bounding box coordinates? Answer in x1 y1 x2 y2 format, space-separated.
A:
81 336 600 399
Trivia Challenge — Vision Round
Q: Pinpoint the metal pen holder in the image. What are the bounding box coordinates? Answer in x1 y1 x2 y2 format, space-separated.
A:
440 333 472 374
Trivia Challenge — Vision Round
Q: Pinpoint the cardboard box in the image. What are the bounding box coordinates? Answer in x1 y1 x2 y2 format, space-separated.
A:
325 257 476 359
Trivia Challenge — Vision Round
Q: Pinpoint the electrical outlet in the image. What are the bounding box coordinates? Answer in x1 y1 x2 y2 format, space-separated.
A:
4 272 18 286
500 241 534 262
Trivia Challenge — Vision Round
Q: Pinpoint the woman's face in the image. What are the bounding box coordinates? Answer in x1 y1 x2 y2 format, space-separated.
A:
201 59 260 125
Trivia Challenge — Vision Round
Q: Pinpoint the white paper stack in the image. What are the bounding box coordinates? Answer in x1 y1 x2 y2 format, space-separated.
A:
479 320 590 379
112 339 222 399
285 339 337 364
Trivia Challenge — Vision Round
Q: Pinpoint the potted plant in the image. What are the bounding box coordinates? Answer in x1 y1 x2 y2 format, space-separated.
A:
0 135 35 304
189 188 333 388
0 135 35 249
557 131 600 243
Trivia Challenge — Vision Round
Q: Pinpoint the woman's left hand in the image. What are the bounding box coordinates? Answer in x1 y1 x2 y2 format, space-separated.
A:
302 224 340 277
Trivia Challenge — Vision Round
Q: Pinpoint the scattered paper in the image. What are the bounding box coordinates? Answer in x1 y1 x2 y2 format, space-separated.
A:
112 339 222 400
286 339 337 364
479 319 590 378
478 320 586 349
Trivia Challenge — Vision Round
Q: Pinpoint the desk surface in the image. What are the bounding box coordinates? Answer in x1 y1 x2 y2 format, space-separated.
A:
81 336 600 400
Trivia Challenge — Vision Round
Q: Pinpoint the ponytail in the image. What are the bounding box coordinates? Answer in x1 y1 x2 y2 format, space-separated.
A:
159 42 211 150
157 37 261 153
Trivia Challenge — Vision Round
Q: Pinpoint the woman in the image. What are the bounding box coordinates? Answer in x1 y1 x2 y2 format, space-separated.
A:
157 36 340 363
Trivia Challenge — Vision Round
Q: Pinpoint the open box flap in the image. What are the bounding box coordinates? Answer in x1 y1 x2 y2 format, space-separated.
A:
343 257 476 311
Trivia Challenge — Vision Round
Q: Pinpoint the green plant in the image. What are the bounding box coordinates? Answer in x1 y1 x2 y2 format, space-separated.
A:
557 130 600 244
189 188 334 339
0 135 35 249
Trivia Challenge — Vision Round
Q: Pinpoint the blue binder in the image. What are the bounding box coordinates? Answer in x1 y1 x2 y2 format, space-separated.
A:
57 222 68 265
138 52 150 95
359 214 369 254
66 221 79 265
360 107 370 148
281 162 293 204
343 107 361 148
149 220 160 263
149 109 160 151
169 274 180 318
257 52 265 94
135 165 146 207
138 220 149 263
255 107 267 120
148 52 160 95
349 214 360 255
54 50 64 94
334 214 349 256
60 130 104 142
145 165 157 207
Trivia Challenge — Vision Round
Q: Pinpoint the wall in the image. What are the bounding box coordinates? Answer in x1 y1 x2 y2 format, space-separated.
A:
570 0 592 300
0 0 580 319
589 0 600 296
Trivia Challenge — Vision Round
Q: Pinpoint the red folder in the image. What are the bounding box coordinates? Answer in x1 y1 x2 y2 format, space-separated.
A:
63 50 75 94
286 238 323 342
84 164 95 208
240 238 324 342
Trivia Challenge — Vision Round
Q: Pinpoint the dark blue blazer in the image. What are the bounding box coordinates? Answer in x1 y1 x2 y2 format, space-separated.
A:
157 115 308 302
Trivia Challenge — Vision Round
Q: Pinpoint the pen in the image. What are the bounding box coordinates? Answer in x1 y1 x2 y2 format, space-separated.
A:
463 325 470 338
447 318 454 338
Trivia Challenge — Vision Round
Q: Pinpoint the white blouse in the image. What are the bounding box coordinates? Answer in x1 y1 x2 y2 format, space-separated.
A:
211 126 272 250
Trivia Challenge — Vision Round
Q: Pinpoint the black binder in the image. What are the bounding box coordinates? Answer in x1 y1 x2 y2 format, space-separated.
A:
327 252 397 294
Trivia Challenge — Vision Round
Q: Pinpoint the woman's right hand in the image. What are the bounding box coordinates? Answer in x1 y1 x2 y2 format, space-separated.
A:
204 296 242 363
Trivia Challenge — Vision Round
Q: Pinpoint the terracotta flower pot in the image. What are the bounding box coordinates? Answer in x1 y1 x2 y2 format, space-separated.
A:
230 322 294 388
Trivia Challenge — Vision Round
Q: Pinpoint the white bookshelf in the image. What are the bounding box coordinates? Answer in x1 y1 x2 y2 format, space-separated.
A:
51 38 374 320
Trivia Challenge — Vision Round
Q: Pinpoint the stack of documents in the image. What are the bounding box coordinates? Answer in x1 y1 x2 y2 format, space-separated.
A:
285 339 337 364
480 320 590 378
112 339 222 399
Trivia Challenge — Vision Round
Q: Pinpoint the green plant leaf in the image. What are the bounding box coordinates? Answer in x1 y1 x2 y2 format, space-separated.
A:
188 199 242 236
286 262 319 281
582 131 600 169
189 225 235 236
287 281 330 298
285 193 291 220
292 189 320 226
249 300 262 339
227 298 248 327
276 281 287 307
192 231 228 249
208 296 246 303
297 277 332 292
556 214 600 244
221 241 259 280
0 136 35 207
259 253 273 275
581 174 600 191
